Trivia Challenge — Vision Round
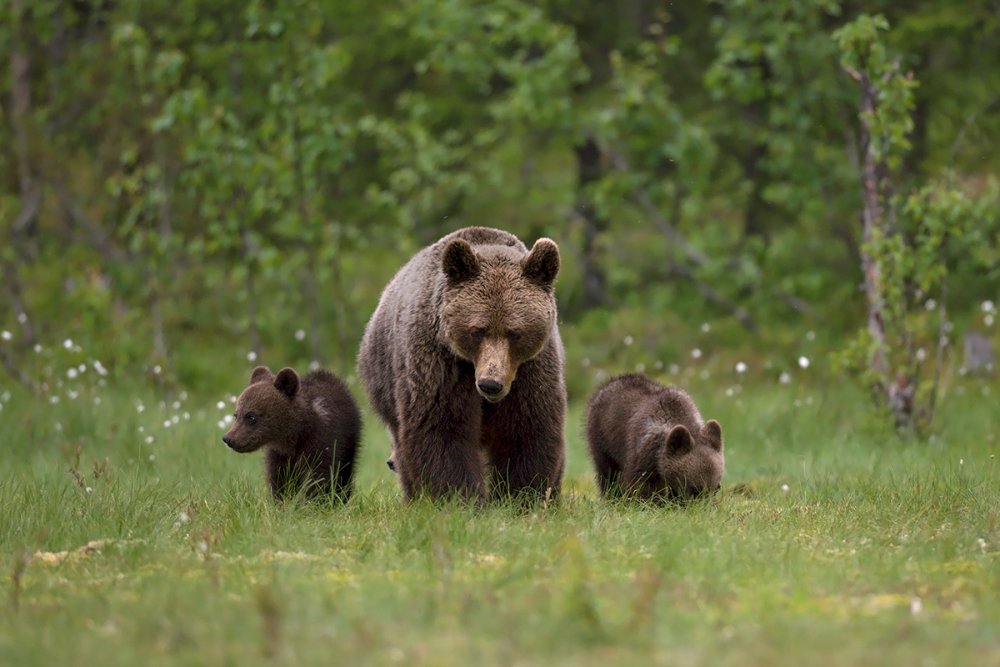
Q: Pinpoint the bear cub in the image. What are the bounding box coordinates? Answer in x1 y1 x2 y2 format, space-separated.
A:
222 366 362 501
586 374 724 501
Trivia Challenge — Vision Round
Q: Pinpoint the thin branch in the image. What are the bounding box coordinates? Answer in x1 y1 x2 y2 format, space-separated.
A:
947 95 1000 171
664 264 756 332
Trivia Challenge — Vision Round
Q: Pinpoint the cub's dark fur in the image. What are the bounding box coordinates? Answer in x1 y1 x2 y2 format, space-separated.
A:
586 374 724 501
222 366 362 501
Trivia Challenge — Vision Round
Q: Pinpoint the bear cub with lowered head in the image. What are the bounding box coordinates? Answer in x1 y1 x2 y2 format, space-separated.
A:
358 226 566 503
586 374 724 500
222 366 362 501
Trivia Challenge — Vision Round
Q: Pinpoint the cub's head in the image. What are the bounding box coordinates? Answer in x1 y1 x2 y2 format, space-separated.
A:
222 366 301 454
655 419 725 499
440 237 560 403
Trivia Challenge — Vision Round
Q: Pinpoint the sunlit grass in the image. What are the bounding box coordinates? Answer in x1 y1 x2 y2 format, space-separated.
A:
0 369 998 666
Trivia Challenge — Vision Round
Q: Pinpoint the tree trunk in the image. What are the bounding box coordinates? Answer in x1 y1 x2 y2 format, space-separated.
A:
242 226 262 359
852 68 891 389
573 137 607 310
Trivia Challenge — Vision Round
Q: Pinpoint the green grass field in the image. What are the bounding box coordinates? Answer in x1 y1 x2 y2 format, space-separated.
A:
1 372 998 666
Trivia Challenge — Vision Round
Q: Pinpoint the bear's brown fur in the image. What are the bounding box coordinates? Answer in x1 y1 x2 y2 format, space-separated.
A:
586 374 724 500
358 227 567 502
222 366 362 501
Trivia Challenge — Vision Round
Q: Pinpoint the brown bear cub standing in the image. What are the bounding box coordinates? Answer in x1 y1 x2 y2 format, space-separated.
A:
222 366 362 501
586 374 724 501
358 226 567 503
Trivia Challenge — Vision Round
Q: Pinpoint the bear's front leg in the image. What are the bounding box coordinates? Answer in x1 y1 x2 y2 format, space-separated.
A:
484 355 566 503
394 361 485 502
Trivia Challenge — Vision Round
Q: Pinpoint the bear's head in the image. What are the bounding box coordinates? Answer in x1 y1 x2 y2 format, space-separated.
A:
440 237 560 403
222 366 302 454
654 419 725 499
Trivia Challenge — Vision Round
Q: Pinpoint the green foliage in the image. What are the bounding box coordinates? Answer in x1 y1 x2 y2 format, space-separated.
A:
0 1 998 394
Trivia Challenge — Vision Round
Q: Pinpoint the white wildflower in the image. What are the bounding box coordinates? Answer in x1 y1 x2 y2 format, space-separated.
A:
295 329 306 341
925 299 936 311
216 400 226 410
701 322 711 333
63 338 74 350
735 361 747 374
781 484 790 493
779 371 791 385
17 312 27 324
910 597 922 616
247 351 258 362
982 300 996 314
806 330 816 341
623 335 634 346
798 356 810 369
691 348 702 360
0 330 11 341
67 368 78 380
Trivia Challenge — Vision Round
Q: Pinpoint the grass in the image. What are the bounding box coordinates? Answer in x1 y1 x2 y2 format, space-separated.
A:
0 371 998 666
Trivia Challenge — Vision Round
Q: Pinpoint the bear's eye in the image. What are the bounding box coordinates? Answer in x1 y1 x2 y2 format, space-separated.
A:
246 412 258 426
507 329 522 343
470 328 486 343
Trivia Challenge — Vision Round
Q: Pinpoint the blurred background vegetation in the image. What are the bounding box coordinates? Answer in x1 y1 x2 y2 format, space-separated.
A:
1 0 998 424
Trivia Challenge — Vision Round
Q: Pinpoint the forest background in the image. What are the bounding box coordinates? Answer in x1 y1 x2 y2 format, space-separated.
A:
2 0 999 420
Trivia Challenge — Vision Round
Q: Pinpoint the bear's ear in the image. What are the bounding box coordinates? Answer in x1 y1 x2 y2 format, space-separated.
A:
442 238 480 285
250 366 273 385
273 367 300 398
521 238 560 287
664 424 693 457
700 419 723 452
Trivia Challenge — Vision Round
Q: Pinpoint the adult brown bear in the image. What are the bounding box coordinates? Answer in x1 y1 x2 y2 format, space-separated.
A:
358 227 566 502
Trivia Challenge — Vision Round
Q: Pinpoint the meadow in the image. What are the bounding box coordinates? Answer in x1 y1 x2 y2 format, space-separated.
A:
1 350 997 667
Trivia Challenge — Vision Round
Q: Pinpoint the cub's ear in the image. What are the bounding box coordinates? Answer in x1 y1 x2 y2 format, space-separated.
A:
665 424 693 457
273 367 300 398
521 238 560 287
442 238 480 285
700 419 723 452
250 366 273 385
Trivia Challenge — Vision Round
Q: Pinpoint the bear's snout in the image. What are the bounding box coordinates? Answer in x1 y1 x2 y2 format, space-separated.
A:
223 433 257 453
